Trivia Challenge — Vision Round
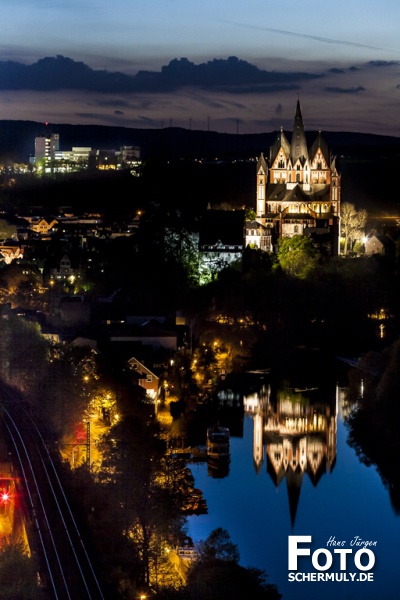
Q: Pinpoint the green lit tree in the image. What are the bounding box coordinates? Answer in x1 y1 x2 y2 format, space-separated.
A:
276 235 318 279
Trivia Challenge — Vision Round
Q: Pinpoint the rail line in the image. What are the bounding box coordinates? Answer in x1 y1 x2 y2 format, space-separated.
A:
1 388 106 600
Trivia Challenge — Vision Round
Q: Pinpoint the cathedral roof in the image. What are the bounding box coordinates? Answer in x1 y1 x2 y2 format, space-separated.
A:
310 130 330 165
257 152 268 174
290 100 309 164
267 183 331 203
270 128 291 163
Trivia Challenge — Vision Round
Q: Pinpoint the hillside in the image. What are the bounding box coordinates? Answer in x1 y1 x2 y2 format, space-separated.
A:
1 120 400 216
2 119 400 163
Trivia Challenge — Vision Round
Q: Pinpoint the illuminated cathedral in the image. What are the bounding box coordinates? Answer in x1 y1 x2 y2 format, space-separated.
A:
246 101 341 255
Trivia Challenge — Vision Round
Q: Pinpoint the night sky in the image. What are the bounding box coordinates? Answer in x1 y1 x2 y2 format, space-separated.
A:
2 0 400 135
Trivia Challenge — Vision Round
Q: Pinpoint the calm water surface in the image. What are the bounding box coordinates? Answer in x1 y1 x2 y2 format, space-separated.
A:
187 373 400 600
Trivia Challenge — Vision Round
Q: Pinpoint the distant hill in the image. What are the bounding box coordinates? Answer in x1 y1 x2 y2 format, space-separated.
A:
1 120 400 216
1 119 400 163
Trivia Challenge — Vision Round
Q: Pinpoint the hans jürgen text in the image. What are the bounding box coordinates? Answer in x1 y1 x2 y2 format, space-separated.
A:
288 535 377 583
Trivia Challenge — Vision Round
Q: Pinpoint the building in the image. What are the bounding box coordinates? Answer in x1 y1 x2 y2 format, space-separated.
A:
0 243 24 264
35 134 60 162
33 135 141 173
364 233 395 257
127 356 160 401
198 209 245 282
249 101 341 255
23 216 58 235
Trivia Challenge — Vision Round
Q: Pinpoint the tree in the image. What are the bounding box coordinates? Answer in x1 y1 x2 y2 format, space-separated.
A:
196 527 240 564
0 539 44 599
245 208 257 221
98 415 184 590
276 235 318 279
185 528 281 600
340 202 367 255
0 218 17 240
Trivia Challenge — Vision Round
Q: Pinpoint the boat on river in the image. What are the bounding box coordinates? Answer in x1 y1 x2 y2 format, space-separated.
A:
206 425 230 459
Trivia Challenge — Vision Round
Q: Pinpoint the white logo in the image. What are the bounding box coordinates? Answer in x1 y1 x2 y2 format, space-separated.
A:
288 535 376 583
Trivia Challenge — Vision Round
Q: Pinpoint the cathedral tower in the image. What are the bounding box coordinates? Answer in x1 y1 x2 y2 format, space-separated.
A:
249 101 341 255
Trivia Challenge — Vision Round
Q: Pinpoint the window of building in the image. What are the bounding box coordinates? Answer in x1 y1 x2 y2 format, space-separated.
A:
146 374 152 382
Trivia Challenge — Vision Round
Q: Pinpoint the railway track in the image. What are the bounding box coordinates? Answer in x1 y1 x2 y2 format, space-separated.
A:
1 388 106 600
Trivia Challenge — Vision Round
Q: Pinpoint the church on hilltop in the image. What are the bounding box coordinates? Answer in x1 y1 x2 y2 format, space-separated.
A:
246 100 341 255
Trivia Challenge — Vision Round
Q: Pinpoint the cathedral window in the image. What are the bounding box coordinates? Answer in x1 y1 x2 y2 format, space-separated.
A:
278 159 285 168
317 162 322 169
296 173 301 183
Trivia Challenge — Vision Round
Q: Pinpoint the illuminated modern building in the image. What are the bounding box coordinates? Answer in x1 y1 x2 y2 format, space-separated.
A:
34 133 60 162
248 101 341 255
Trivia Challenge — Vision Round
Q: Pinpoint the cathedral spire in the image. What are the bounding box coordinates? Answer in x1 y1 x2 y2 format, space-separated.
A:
291 100 308 164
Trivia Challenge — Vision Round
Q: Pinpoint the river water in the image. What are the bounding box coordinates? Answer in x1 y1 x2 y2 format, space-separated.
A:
187 363 400 600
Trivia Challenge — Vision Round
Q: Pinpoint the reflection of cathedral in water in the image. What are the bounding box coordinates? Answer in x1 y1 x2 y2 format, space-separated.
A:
244 384 338 525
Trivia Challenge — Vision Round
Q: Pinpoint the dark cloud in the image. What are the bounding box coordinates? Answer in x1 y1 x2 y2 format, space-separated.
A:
368 60 400 67
215 83 301 94
225 100 247 110
325 86 365 94
328 66 361 74
275 103 283 115
0 54 323 94
75 112 102 118
95 99 131 108
114 110 124 115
